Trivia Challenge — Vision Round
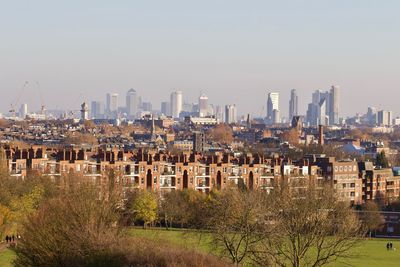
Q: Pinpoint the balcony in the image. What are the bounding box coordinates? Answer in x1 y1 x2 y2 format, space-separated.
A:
161 170 176 176
160 183 177 190
260 172 274 178
10 169 23 176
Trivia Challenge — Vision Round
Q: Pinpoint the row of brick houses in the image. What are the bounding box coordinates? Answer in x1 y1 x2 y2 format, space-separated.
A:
2 145 400 206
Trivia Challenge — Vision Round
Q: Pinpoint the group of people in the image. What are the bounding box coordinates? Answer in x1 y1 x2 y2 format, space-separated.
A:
5 234 20 243
386 242 395 250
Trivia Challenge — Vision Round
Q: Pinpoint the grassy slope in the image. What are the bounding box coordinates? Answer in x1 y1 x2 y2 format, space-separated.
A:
129 228 400 267
1 230 398 266
0 249 16 267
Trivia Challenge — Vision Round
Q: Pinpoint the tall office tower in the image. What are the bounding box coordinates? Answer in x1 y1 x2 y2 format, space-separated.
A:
19 103 28 119
225 104 237 124
170 90 183 118
317 98 327 125
267 92 279 124
367 107 377 125
272 109 280 124
214 105 224 122
161 101 171 116
106 93 118 112
141 102 152 112
198 94 209 117
80 102 89 121
289 89 298 121
126 89 139 119
91 101 104 119
377 110 393 126
329 85 339 125
106 93 118 119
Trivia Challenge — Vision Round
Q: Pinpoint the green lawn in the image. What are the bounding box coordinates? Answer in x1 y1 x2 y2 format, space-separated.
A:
128 228 400 267
0 248 16 267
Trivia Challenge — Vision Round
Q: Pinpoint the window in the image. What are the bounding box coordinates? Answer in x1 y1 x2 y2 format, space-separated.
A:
350 183 355 188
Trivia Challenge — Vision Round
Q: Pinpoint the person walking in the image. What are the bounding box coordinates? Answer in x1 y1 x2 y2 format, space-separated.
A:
386 242 390 250
5 235 9 243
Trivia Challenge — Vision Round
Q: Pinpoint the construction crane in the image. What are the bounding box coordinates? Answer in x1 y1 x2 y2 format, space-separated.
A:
9 81 29 118
36 82 46 116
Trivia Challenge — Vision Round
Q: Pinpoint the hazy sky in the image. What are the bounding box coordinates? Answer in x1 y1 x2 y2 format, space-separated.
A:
1 0 399 118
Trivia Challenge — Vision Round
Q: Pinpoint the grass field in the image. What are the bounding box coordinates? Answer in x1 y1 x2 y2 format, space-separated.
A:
0 248 16 267
129 228 400 267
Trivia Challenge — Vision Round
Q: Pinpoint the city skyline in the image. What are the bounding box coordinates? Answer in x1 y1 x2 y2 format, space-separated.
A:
1 1 400 117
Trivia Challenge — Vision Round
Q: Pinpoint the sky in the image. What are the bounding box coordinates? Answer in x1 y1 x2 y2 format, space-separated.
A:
1 0 400 118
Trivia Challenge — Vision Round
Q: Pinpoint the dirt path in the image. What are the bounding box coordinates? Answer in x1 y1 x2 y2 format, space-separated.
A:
0 242 13 252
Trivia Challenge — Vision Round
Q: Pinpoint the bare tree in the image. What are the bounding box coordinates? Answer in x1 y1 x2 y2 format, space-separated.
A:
14 184 124 267
206 189 267 266
258 185 365 267
360 201 384 237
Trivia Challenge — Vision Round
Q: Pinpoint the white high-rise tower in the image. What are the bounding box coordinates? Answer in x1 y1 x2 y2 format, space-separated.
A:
267 92 279 124
170 90 183 119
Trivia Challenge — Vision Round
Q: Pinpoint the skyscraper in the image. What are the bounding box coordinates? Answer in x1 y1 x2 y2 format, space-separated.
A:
289 89 298 121
225 104 237 124
317 98 327 125
91 101 104 119
170 90 183 118
214 105 223 123
366 107 377 125
198 94 209 117
161 101 171 116
267 92 279 124
106 93 118 119
377 110 393 126
329 85 339 125
19 103 28 119
141 102 152 112
126 89 139 119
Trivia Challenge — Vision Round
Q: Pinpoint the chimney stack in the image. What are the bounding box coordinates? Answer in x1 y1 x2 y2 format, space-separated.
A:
318 125 324 146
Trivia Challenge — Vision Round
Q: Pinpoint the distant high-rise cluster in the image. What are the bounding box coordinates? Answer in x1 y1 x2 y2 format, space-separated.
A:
306 85 340 126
